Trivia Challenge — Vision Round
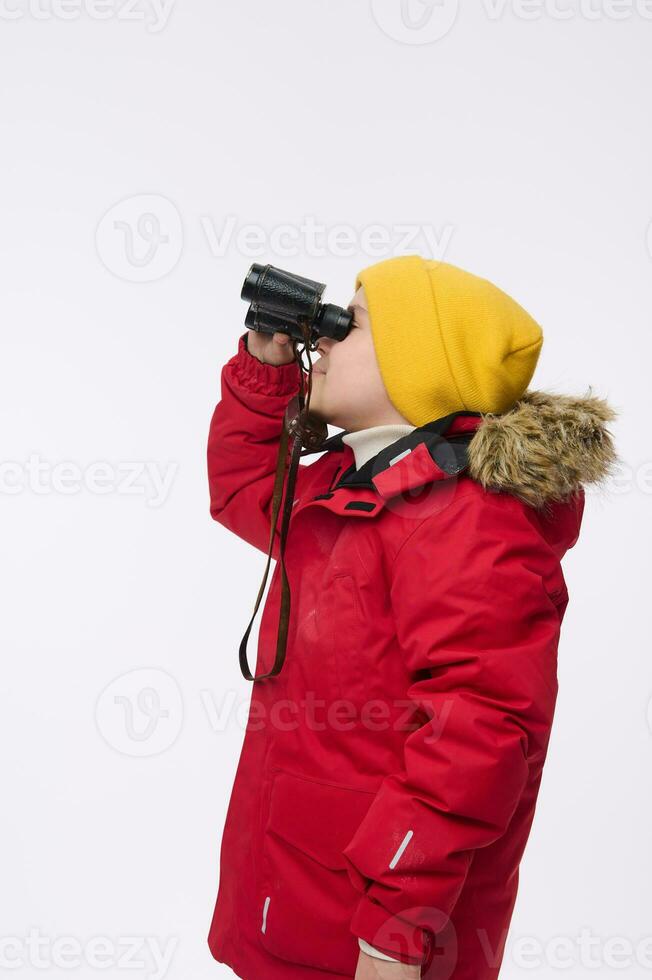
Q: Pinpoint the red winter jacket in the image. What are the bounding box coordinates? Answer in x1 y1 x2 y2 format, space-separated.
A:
206 333 614 979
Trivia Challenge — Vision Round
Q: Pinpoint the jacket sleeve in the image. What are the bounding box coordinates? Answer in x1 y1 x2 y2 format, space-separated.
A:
341 490 563 966
207 332 307 558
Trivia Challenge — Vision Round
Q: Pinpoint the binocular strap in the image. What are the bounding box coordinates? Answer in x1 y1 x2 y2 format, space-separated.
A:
238 325 326 682
237 409 303 682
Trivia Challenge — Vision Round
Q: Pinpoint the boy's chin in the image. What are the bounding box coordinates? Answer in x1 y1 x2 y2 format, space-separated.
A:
306 403 331 426
305 391 346 430
305 395 338 427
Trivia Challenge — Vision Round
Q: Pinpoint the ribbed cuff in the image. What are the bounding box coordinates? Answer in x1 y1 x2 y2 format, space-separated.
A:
350 894 429 966
230 333 302 396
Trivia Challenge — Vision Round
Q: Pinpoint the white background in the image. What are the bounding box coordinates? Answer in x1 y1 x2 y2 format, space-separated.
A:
1 1 650 978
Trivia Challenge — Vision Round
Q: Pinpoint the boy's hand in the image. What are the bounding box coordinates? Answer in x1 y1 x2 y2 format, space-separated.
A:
246 328 296 367
354 950 421 979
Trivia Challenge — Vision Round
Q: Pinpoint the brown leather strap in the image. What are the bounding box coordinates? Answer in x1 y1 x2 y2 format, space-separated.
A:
238 320 327 682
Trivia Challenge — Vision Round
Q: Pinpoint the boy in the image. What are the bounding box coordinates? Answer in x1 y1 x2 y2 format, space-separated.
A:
206 255 616 979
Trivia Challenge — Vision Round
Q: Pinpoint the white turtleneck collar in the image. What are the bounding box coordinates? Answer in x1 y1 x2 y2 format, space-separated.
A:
341 423 417 471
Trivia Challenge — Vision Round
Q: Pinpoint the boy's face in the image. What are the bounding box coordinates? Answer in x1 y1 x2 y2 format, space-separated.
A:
307 286 411 431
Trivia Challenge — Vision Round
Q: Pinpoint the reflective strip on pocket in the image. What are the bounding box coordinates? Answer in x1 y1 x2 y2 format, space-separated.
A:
261 895 270 933
389 829 413 869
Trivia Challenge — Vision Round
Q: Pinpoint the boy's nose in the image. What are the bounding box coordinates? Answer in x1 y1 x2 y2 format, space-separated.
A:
316 335 335 356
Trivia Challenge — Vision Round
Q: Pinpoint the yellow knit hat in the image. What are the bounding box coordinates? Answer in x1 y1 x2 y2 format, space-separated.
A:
355 255 543 427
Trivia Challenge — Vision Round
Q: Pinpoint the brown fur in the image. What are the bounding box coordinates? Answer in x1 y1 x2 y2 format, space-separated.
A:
467 390 618 509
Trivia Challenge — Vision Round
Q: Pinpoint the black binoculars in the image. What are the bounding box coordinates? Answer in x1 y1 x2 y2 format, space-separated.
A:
241 263 353 347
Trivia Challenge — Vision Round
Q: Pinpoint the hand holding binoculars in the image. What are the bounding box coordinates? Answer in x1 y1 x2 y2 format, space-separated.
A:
241 263 353 348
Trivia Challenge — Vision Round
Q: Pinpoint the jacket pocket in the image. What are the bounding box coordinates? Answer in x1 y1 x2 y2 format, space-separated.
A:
258 767 374 975
316 573 366 705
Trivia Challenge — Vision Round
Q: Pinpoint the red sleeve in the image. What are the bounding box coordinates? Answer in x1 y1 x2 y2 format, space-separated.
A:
207 333 305 558
341 490 563 966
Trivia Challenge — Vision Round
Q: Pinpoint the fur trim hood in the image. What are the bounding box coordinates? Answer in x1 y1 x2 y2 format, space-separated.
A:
467 390 618 509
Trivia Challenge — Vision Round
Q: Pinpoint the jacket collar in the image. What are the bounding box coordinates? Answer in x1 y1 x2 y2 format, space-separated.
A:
295 391 618 519
301 408 481 450
296 411 483 518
